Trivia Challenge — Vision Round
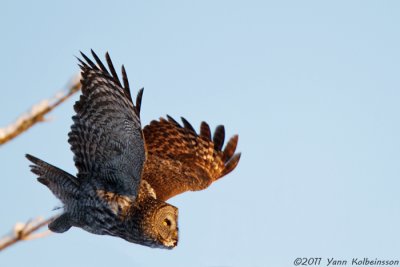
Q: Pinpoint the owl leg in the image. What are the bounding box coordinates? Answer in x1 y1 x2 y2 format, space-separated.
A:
49 213 72 233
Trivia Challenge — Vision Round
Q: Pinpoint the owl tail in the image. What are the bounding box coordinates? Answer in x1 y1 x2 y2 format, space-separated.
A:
26 154 79 233
26 154 80 206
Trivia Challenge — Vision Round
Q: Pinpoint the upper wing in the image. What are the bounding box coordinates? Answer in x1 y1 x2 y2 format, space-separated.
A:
68 50 145 197
142 116 240 201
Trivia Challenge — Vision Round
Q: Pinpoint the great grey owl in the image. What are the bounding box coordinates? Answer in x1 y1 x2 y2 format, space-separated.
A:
26 50 241 249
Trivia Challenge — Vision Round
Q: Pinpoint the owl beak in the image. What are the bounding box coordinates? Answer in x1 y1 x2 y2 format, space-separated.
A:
167 233 178 248
163 238 178 249
172 228 178 247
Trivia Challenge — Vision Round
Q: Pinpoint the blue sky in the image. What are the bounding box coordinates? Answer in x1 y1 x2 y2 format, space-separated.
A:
1 1 399 266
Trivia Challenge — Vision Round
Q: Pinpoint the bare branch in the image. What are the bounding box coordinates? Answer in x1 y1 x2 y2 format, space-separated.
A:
0 216 56 252
0 75 81 251
0 75 81 145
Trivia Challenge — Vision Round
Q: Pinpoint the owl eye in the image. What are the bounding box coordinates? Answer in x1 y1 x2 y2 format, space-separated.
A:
163 218 172 227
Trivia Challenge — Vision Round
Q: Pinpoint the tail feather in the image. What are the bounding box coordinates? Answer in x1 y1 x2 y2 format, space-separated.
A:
26 154 80 204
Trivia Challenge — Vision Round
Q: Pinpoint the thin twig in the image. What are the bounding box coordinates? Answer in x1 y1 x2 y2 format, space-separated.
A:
0 216 56 252
0 75 81 145
0 75 80 251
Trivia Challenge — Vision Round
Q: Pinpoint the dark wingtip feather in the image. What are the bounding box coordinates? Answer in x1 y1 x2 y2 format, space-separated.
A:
105 52 122 87
80 51 98 70
222 135 238 163
200 122 211 140
213 125 225 151
121 65 130 90
91 49 109 74
78 51 141 110
135 88 144 116
221 153 241 177
166 115 181 127
121 65 133 103
181 117 196 133
75 56 88 69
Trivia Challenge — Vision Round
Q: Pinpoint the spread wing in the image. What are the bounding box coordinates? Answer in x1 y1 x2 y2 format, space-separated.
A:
68 50 145 197
142 116 241 201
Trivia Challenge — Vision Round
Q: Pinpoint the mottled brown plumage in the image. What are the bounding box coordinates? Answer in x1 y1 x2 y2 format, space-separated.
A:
26 50 240 249
143 116 241 201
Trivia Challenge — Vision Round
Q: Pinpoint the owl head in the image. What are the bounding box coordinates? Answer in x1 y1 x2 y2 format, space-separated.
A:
150 203 179 248
124 198 179 249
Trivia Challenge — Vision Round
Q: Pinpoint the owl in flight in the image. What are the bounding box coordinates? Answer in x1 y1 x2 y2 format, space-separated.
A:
26 50 240 249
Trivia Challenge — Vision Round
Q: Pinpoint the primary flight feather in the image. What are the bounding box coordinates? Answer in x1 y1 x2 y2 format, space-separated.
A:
27 50 240 249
